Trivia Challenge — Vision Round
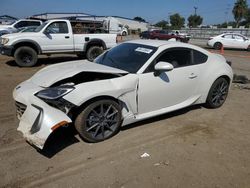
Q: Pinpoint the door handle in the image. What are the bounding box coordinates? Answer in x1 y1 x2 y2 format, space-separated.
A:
65 36 70 39
189 73 197 79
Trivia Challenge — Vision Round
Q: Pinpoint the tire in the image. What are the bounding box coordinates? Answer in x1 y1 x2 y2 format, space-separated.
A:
214 42 223 50
86 46 103 62
122 31 127 36
75 99 122 143
14 46 38 67
77 53 86 59
247 45 250 51
205 78 229 109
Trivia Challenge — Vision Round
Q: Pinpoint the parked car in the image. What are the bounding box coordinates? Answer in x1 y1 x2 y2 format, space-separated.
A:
0 19 117 67
13 40 233 149
18 26 39 33
207 33 250 50
149 30 189 42
139 31 150 39
0 19 42 36
171 30 191 40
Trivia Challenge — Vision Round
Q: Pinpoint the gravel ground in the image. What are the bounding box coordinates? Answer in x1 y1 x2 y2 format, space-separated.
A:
0 45 250 188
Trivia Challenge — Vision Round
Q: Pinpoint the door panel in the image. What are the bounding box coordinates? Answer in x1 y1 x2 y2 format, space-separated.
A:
138 66 200 115
40 21 74 52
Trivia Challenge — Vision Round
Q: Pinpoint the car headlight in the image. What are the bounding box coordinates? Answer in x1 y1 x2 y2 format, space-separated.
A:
1 38 9 45
36 85 75 100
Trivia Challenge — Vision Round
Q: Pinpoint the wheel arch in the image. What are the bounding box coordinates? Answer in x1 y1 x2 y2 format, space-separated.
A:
84 39 107 52
12 40 42 55
69 95 126 122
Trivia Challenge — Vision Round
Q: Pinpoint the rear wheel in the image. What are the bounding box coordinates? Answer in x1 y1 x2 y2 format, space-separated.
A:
86 46 103 62
75 99 122 142
205 78 229 108
214 42 222 50
14 46 38 67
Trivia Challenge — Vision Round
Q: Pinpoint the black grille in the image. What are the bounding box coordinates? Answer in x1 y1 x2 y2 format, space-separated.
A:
15 101 27 119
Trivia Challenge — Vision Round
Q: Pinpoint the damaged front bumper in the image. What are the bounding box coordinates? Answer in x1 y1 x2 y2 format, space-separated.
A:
13 80 72 149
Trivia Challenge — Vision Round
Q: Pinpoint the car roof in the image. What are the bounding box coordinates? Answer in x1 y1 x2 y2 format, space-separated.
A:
125 39 196 48
124 39 211 55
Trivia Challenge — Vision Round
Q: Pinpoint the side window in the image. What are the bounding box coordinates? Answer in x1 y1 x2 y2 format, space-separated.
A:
192 50 208 65
145 48 192 73
45 22 68 34
28 21 41 26
14 21 29 28
234 35 244 41
222 34 233 39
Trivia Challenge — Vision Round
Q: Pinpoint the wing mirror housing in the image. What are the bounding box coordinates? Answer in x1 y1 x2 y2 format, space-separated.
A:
154 61 174 72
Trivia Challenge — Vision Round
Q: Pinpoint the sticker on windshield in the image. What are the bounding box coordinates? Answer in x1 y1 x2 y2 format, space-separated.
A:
135 47 153 54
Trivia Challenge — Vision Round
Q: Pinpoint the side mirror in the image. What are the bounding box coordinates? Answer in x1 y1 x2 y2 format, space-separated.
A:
154 61 174 72
43 29 50 35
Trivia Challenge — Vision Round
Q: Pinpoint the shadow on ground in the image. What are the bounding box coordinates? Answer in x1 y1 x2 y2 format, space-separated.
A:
39 105 202 158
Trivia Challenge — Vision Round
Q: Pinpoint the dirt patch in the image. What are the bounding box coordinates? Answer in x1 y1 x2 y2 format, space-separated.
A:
0 53 250 188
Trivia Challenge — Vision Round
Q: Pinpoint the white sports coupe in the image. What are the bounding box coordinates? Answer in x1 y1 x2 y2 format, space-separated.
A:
13 40 233 149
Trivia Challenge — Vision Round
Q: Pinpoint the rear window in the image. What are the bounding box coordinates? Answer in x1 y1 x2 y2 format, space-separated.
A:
192 50 208 64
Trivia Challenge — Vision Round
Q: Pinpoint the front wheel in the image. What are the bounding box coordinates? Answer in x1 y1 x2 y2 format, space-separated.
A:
75 99 122 142
14 46 38 67
214 42 223 50
205 78 229 108
86 46 103 62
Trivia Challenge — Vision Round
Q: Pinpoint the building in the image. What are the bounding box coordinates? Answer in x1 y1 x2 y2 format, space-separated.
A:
0 15 18 24
30 13 149 34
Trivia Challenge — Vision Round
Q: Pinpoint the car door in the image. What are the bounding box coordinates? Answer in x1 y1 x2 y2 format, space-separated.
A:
137 48 202 115
221 34 234 48
40 21 74 52
232 34 248 49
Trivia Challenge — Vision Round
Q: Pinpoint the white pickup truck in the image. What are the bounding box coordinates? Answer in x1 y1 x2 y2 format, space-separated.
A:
0 19 117 66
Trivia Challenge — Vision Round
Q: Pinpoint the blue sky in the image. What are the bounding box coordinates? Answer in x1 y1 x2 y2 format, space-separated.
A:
1 0 250 24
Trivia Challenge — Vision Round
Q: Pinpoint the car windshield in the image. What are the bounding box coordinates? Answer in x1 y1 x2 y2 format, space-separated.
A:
95 43 157 73
34 22 47 32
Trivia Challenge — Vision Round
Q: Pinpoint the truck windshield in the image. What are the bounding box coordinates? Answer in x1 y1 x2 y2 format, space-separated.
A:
95 43 157 73
34 22 48 32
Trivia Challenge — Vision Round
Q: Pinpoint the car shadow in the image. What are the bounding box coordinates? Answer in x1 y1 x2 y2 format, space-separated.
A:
121 105 202 131
38 105 203 158
5 56 81 67
38 125 79 158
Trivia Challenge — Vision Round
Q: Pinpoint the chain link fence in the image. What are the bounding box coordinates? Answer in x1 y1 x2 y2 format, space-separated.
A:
180 28 250 39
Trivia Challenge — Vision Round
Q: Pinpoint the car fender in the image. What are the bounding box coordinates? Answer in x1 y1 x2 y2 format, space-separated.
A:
197 56 233 103
84 38 107 51
63 74 139 115
12 39 42 53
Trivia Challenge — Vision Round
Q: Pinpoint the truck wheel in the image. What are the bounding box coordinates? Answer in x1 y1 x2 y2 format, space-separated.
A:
14 46 38 67
77 53 86 59
122 31 127 36
86 46 103 62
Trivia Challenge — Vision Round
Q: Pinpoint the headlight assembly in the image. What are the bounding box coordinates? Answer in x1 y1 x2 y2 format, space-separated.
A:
35 85 75 100
1 38 9 45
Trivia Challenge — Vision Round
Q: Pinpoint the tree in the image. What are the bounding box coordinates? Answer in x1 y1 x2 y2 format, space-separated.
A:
188 14 203 28
232 0 248 28
133 17 146 22
170 13 185 29
245 8 250 27
154 20 169 29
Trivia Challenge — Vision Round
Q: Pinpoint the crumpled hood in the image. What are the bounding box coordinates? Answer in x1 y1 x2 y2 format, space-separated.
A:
31 60 128 87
